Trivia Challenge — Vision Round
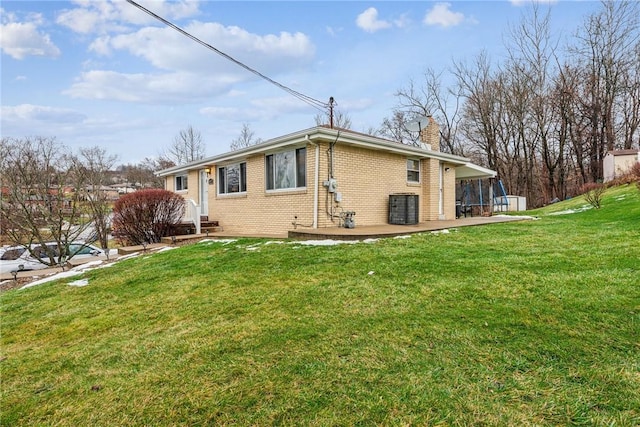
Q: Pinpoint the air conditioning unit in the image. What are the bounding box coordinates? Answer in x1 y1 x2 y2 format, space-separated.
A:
388 194 419 225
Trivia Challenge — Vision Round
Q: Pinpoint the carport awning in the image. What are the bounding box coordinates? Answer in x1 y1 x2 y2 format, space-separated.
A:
455 162 497 180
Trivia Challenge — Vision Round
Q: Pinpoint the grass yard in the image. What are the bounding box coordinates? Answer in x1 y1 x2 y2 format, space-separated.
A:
1 184 639 426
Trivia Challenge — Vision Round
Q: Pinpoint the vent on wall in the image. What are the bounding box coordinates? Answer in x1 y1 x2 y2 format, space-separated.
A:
388 194 419 225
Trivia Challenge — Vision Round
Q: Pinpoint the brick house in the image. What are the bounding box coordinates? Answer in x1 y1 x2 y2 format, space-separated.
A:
156 120 496 236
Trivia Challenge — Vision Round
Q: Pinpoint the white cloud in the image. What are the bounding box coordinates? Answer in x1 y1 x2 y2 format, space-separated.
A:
1 104 86 123
57 8 115 35
356 7 392 33
393 13 412 29
63 70 243 103
0 13 60 59
92 22 314 75
200 96 313 122
326 26 343 37
423 3 465 28
57 0 201 34
73 20 316 104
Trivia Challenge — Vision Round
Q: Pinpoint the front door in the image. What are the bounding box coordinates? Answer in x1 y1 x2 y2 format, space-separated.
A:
199 170 209 216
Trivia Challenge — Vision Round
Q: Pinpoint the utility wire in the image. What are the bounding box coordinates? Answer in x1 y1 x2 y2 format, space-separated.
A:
125 0 329 112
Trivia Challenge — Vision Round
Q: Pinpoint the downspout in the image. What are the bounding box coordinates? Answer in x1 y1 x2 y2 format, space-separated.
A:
307 136 319 229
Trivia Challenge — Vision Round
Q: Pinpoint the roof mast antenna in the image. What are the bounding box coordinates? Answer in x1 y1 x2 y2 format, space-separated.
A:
329 97 335 129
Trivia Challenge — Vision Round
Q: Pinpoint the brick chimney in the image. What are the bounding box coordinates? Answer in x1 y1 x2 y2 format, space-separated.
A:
419 116 440 151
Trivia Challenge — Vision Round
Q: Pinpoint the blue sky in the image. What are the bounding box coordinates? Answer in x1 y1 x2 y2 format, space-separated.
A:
1 0 601 164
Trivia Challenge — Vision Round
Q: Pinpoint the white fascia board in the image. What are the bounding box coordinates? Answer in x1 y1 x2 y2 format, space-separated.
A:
155 128 316 177
455 162 497 180
312 127 469 165
155 126 471 176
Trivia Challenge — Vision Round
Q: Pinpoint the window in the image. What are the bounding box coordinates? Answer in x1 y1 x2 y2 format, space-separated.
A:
266 147 306 190
68 244 98 256
218 162 247 194
175 174 188 191
1 247 25 261
407 159 420 183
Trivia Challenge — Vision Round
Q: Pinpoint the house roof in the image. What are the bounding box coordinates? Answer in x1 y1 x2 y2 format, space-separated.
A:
455 163 497 180
605 149 640 157
156 126 495 179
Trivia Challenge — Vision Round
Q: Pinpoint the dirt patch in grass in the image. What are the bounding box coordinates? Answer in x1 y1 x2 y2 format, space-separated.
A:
0 278 30 292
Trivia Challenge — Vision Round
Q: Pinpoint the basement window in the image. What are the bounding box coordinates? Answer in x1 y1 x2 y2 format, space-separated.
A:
218 162 247 194
266 147 306 190
407 159 420 183
175 174 188 191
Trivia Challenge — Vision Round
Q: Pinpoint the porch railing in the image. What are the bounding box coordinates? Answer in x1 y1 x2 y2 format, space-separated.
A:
183 199 201 234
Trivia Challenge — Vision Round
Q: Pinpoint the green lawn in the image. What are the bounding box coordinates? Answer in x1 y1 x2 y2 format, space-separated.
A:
2 184 639 426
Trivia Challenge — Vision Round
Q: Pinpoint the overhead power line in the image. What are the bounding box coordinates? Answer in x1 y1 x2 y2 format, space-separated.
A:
125 0 329 113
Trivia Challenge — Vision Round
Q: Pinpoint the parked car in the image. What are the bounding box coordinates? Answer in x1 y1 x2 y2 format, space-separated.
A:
0 242 105 275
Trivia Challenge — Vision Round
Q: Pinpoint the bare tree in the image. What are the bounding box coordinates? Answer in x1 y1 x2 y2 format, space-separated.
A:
73 147 118 250
378 111 415 144
118 157 172 189
453 51 502 172
504 4 557 204
164 125 206 165
378 0 639 208
314 109 352 129
230 123 263 151
570 0 640 181
388 69 465 154
0 137 94 267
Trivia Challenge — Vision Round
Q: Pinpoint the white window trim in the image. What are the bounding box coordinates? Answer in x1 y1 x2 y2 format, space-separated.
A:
407 158 421 183
175 174 188 192
265 147 307 192
217 162 247 196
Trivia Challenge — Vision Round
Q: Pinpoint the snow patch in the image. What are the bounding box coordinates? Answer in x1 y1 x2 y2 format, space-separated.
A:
548 205 593 216
21 270 83 289
68 279 89 287
199 239 237 245
431 229 450 234
492 214 539 220
294 239 359 246
73 260 104 270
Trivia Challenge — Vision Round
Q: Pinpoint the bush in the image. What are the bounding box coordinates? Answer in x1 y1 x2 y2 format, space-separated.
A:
112 189 185 245
581 182 606 209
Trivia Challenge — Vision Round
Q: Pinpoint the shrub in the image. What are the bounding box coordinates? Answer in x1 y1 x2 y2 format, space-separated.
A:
581 182 606 209
112 189 185 245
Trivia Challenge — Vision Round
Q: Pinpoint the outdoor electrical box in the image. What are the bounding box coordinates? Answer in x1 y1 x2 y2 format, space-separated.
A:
334 192 342 202
388 194 419 225
327 179 338 192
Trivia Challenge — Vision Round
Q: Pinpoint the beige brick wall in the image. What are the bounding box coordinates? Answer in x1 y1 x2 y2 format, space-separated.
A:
166 139 458 235
165 170 199 201
319 142 426 227
209 148 316 234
